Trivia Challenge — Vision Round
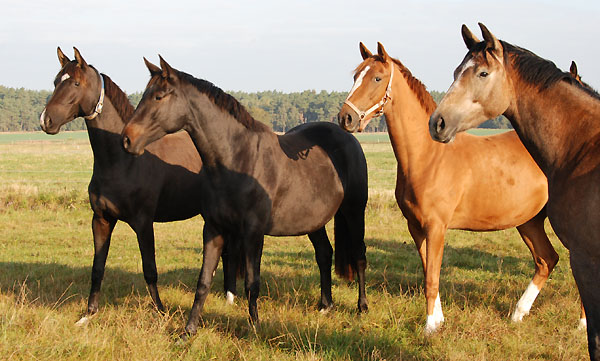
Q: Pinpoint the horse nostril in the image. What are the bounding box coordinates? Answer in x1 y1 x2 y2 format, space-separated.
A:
123 135 131 150
345 114 353 127
437 117 446 133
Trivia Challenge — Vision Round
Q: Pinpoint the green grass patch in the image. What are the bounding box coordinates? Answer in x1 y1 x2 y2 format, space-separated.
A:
0 131 587 360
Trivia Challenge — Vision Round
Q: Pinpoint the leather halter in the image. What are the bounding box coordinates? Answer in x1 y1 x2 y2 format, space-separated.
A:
83 69 105 120
344 62 394 121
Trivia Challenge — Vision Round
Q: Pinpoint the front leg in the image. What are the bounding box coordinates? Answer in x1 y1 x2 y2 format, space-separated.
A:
424 223 446 335
244 233 265 324
184 224 225 336
85 213 117 317
134 221 164 312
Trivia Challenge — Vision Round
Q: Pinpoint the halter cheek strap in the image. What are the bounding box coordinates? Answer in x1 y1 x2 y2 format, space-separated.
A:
344 62 394 120
83 70 105 120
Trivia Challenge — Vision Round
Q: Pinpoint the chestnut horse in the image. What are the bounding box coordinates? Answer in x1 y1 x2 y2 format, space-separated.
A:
40 48 240 322
337 42 575 334
429 23 600 360
121 57 368 336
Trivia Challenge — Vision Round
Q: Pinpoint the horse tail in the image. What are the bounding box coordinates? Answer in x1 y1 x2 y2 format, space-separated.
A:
334 211 359 281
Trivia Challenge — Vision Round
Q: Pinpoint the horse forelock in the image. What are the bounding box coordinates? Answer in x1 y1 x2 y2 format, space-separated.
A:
175 70 270 132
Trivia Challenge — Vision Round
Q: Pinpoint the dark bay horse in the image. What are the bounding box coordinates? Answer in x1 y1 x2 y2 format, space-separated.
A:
429 23 600 360
121 57 368 336
338 42 570 334
39 48 240 323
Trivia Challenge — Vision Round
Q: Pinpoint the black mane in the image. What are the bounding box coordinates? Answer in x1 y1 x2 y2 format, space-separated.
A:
177 70 270 132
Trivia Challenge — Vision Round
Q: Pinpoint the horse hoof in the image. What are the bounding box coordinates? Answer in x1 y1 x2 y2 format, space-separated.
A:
358 303 369 313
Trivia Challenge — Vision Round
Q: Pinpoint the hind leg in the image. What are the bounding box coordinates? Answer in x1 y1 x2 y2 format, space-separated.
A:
512 213 559 322
84 213 117 320
570 247 600 361
308 227 334 311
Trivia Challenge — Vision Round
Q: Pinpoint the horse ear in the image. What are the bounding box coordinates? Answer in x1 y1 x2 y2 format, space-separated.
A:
377 42 389 62
159 55 177 80
144 57 162 76
57 47 70 68
359 42 373 60
570 61 578 77
461 24 480 50
73 47 88 68
478 23 502 53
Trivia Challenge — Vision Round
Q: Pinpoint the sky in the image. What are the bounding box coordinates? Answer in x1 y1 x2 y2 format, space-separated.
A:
1 0 599 94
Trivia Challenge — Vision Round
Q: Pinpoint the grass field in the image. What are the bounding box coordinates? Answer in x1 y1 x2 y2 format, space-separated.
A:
0 130 587 360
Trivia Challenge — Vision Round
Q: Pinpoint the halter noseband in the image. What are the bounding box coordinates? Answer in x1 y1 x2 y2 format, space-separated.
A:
344 62 394 121
83 69 105 120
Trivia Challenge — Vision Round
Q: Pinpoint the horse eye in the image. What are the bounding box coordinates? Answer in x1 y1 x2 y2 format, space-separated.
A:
155 95 162 101
479 71 489 78
74 82 80 86
375 77 382 82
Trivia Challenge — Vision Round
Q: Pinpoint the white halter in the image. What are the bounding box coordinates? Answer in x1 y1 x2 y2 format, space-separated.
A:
83 69 105 120
344 62 394 120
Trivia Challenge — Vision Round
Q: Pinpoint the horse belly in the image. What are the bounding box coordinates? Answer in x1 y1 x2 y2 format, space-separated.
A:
450 156 547 231
267 179 344 236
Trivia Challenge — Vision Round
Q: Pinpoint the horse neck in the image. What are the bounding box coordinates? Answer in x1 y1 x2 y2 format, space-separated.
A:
183 83 272 171
84 96 129 168
506 77 600 176
384 66 441 177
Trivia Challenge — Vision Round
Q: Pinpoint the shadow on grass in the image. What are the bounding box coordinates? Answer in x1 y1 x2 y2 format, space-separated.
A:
0 232 548 315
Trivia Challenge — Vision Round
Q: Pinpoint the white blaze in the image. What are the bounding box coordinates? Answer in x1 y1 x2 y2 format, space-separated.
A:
346 66 370 100
60 73 71 82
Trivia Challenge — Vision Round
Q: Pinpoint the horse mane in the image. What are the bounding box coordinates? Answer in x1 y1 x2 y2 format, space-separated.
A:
176 70 270 132
99 71 135 122
499 41 600 100
354 56 438 114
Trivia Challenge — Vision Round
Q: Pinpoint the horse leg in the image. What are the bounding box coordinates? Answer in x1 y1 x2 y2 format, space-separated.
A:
423 223 446 335
135 221 164 312
81 213 116 324
308 227 334 311
407 221 427 277
221 243 238 305
512 213 559 322
569 247 600 361
244 234 265 324
184 224 225 336
580 301 587 330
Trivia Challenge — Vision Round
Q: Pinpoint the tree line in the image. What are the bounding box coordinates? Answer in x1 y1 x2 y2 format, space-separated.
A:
0 85 510 132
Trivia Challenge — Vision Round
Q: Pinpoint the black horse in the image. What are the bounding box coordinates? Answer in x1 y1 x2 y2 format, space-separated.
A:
40 48 240 322
122 56 369 336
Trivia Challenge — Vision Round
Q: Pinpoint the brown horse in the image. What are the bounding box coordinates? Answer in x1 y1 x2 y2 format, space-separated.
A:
337 42 573 334
121 57 368 336
40 48 240 322
429 23 600 360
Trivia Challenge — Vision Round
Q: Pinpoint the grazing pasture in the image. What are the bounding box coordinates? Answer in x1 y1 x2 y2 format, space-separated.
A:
0 131 586 360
